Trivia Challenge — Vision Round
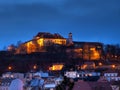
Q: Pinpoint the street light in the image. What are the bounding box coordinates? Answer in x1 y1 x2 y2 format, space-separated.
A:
99 62 102 66
8 66 12 71
33 65 37 70
112 65 115 69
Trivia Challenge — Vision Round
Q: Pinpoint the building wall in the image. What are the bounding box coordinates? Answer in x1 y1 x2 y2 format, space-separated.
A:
44 39 66 46
82 44 101 60
68 42 103 60
16 38 66 54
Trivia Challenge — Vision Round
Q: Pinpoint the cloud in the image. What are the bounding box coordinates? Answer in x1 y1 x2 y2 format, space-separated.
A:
61 0 120 21
0 0 120 30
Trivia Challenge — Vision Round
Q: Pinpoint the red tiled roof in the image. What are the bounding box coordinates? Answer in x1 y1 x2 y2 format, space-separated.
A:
73 80 112 90
73 80 92 90
103 69 118 73
35 32 65 39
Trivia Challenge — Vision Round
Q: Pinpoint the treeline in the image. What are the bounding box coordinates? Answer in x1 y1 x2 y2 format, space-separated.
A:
102 44 120 60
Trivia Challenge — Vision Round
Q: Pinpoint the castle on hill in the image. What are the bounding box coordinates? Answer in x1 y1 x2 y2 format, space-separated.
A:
8 32 103 60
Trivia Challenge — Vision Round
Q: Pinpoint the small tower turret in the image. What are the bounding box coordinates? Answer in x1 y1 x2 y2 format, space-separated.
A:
68 32 73 45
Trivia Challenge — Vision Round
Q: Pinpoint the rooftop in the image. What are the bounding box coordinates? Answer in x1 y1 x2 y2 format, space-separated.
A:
35 32 65 39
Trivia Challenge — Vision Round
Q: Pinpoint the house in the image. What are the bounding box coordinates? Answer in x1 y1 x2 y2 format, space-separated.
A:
9 79 24 90
0 78 14 90
64 71 79 79
2 72 24 80
49 63 64 71
102 69 120 82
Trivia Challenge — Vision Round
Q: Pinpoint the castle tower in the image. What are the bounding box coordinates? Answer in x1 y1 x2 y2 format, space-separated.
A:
68 32 73 45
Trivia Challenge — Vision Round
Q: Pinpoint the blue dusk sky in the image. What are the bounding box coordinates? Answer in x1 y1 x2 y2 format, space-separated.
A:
0 0 120 50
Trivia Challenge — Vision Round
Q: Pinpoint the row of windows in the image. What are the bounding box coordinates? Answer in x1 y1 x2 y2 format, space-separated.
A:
104 73 118 77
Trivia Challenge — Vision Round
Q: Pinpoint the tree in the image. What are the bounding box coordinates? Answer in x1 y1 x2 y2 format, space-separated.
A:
104 44 120 60
7 44 16 53
16 40 22 47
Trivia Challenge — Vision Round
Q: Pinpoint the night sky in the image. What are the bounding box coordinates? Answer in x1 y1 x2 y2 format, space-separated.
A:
0 0 120 50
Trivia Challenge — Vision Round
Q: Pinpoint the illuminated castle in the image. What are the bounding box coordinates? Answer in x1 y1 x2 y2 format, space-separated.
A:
14 32 103 60
16 32 66 54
